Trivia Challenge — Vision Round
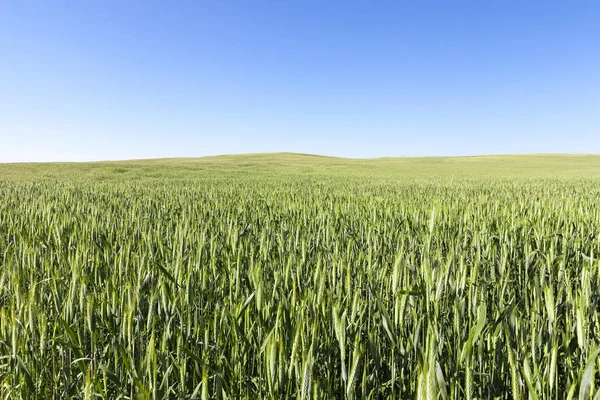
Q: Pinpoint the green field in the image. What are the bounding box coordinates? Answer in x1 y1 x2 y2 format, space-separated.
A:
2 153 600 399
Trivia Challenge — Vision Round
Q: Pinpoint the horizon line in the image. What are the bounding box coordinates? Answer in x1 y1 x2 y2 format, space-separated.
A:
1 151 600 165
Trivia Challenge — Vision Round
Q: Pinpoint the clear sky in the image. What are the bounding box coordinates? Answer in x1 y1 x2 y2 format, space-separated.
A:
1 1 599 161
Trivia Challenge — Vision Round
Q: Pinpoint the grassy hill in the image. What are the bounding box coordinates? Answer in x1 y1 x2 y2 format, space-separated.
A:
2 152 600 181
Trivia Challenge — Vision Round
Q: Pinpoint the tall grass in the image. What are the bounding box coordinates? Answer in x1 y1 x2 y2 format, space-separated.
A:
1 156 600 398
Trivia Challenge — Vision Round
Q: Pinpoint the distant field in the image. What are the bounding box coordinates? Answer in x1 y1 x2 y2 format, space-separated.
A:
3 152 600 181
1 153 600 398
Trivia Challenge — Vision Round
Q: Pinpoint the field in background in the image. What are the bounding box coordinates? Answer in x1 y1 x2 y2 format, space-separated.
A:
3 153 600 181
1 153 600 398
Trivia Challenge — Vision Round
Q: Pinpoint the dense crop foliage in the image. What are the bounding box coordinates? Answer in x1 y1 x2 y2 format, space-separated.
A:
1 154 600 398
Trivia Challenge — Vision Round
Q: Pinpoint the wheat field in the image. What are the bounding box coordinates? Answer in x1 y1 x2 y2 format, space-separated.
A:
1 154 600 399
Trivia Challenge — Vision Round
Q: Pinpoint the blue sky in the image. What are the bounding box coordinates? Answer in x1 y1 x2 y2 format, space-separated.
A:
1 1 599 161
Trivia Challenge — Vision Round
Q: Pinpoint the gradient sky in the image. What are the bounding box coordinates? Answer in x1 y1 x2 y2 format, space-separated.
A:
1 1 599 161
